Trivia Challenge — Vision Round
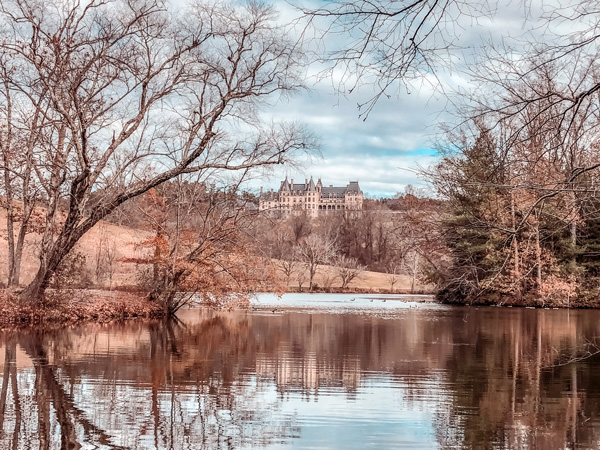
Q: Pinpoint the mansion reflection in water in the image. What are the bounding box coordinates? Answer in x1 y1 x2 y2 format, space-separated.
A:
257 353 362 394
1 307 600 449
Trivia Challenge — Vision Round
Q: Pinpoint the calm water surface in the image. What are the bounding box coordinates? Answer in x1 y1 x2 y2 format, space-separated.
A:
2 293 600 449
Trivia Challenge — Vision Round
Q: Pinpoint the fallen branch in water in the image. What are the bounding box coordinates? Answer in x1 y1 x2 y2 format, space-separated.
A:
545 338 600 368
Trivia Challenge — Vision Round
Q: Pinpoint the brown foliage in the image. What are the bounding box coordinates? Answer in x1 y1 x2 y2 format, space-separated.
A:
129 185 280 313
0 289 163 328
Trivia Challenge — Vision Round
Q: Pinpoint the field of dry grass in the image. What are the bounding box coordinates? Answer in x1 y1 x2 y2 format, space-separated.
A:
277 262 420 292
0 209 425 294
0 209 151 287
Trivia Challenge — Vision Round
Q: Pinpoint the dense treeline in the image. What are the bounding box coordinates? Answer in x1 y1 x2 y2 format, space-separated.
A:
432 123 600 307
251 194 447 291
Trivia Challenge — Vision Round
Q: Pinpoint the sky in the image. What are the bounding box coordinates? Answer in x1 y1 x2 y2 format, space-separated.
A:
246 0 566 197
254 10 448 197
258 81 445 198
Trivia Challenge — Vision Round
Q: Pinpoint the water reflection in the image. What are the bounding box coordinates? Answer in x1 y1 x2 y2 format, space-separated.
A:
1 304 600 449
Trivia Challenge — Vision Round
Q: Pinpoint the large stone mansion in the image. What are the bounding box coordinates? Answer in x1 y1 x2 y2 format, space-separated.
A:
259 176 363 217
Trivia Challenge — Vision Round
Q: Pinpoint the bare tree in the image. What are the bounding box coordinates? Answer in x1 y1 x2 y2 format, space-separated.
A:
104 239 117 290
0 0 314 302
403 250 421 293
300 0 600 151
94 225 117 288
277 257 297 288
298 0 501 117
94 228 108 287
0 55 44 287
128 172 285 314
335 255 364 289
296 269 307 292
296 234 336 291
386 263 400 292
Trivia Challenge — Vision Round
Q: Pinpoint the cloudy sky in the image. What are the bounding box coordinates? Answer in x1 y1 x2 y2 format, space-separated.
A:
246 0 566 197
260 79 445 197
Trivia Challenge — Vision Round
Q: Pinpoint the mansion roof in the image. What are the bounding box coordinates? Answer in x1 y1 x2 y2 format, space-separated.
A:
264 177 361 199
259 176 364 215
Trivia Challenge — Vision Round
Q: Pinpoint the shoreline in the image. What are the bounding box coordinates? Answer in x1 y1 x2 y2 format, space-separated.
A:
0 288 164 328
281 286 434 295
4 286 595 329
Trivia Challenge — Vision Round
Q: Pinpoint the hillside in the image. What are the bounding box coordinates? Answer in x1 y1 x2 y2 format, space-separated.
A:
0 209 152 288
275 260 418 292
0 209 421 293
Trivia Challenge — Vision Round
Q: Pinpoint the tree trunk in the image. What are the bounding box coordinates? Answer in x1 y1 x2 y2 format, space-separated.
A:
511 190 520 280
11 221 28 287
535 219 543 293
21 165 95 302
571 220 577 266
20 258 55 303
5 205 16 287
3 152 16 286
1 76 15 287
410 252 420 293
20 241 72 303
5 211 31 288
510 190 521 301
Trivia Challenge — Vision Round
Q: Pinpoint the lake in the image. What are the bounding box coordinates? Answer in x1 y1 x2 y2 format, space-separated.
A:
1 293 600 449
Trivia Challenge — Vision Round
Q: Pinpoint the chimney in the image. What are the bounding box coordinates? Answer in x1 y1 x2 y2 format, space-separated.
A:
260 186 263 194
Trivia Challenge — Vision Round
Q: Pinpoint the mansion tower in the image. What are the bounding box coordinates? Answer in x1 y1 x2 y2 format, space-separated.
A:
259 176 363 217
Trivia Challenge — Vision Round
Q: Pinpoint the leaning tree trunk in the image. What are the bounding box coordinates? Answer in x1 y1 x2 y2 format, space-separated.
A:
20 245 70 303
20 199 90 303
20 170 95 303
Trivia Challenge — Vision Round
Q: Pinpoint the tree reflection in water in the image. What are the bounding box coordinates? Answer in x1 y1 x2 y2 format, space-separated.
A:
0 316 299 449
0 307 599 449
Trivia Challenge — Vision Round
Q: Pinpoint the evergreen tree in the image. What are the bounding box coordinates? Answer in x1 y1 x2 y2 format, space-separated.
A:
435 128 512 304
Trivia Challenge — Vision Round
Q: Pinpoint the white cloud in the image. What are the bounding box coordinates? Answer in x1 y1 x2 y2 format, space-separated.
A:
247 0 577 196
